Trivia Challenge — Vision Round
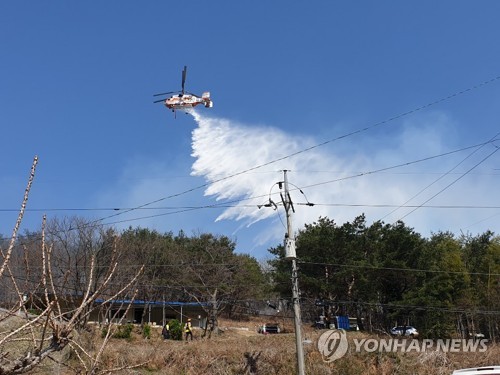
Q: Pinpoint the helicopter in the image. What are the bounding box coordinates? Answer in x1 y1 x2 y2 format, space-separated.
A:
153 66 213 117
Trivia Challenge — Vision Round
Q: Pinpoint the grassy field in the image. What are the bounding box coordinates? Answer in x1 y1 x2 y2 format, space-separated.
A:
13 318 499 375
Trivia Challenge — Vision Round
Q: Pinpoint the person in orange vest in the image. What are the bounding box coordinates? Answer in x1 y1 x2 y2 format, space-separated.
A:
184 318 193 341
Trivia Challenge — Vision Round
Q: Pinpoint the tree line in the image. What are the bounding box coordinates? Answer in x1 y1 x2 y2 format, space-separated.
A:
1 217 269 331
269 214 500 340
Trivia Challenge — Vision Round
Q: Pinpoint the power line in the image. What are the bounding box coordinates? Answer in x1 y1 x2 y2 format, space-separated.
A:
294 138 498 191
296 260 500 277
2 138 498 246
382 132 500 221
0 205 259 213
2 139 496 216
100 137 500 227
79 139 500 217
4 259 499 277
297 203 500 209
77 74 500 227
302 298 500 316
398 139 500 222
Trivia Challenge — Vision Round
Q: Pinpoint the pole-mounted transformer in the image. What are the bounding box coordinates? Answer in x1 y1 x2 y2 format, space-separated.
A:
285 236 297 259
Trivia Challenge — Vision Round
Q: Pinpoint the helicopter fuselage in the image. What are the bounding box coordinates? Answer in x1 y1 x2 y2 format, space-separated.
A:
164 92 213 110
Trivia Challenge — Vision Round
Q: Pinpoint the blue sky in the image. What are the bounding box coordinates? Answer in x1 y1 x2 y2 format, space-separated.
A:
2 1 500 260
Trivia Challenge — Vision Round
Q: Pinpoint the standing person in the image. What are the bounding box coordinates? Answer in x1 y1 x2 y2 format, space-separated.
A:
162 321 170 340
184 318 193 341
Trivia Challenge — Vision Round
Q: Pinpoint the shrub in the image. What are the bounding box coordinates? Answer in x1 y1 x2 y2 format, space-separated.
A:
101 323 134 339
167 319 183 341
142 323 151 339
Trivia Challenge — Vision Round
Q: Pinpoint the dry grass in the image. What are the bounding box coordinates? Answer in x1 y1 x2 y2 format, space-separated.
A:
13 319 499 375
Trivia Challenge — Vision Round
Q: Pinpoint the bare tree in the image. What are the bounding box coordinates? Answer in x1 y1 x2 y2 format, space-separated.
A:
179 233 247 337
0 157 144 374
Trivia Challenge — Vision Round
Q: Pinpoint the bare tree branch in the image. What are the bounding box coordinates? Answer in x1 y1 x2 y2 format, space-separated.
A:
0 156 38 279
0 158 146 374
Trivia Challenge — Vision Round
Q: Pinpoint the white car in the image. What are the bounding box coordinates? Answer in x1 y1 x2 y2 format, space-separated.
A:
390 326 418 337
452 367 500 375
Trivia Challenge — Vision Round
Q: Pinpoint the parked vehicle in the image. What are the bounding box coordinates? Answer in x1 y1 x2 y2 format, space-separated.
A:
390 325 418 337
258 323 280 334
452 366 500 374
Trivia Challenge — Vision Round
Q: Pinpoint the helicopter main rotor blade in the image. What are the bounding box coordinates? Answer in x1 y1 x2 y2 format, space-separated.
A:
153 91 177 97
181 66 187 94
153 98 168 103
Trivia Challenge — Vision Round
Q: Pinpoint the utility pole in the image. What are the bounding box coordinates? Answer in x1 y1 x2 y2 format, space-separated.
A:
280 170 306 375
259 170 308 374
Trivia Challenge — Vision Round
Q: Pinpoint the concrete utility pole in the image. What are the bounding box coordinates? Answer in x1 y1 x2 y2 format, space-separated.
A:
280 170 306 375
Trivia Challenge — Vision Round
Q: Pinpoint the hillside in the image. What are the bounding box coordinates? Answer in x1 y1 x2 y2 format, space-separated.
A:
25 318 498 375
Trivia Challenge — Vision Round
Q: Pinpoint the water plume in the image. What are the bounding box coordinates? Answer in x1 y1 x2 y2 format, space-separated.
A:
190 111 362 244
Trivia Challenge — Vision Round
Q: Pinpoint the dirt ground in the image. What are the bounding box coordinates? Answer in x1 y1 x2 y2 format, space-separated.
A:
3 315 499 374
